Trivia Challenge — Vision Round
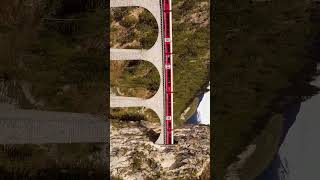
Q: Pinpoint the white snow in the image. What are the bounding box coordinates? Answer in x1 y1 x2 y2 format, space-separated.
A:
197 83 210 125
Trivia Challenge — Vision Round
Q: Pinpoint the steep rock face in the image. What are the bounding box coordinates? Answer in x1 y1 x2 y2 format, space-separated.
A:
110 121 210 179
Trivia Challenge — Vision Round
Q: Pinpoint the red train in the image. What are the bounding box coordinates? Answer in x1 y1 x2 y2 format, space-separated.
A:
163 0 173 145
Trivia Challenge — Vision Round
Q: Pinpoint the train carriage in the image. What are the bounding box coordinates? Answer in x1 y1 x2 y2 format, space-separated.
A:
164 0 171 11
163 0 173 145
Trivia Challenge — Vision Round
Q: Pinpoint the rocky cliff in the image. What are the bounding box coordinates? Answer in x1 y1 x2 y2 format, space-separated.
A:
110 120 210 179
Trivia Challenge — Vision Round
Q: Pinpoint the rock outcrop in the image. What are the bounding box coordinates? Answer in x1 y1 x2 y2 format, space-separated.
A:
110 121 210 179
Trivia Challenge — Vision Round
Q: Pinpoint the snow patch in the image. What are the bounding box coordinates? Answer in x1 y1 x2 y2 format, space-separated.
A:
197 83 210 125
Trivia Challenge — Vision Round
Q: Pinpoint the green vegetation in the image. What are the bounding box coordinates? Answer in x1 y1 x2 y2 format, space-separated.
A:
213 0 320 179
111 176 124 180
184 97 200 121
172 0 210 127
110 7 158 49
111 61 160 98
0 0 107 114
111 107 159 124
131 149 144 170
239 115 282 180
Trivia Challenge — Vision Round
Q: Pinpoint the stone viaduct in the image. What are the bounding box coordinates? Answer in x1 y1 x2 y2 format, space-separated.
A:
110 0 165 144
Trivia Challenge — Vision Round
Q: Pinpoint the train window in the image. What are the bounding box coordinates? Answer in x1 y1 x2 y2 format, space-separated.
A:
167 69 171 83
167 104 171 113
167 56 171 64
166 44 170 53
166 93 170 104
166 13 170 36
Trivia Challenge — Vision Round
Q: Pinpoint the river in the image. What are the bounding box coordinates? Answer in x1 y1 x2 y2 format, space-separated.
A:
186 83 210 125
256 66 320 180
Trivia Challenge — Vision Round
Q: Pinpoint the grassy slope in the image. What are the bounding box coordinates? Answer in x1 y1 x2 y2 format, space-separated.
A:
172 0 210 127
213 0 319 179
239 115 282 179
0 0 107 114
